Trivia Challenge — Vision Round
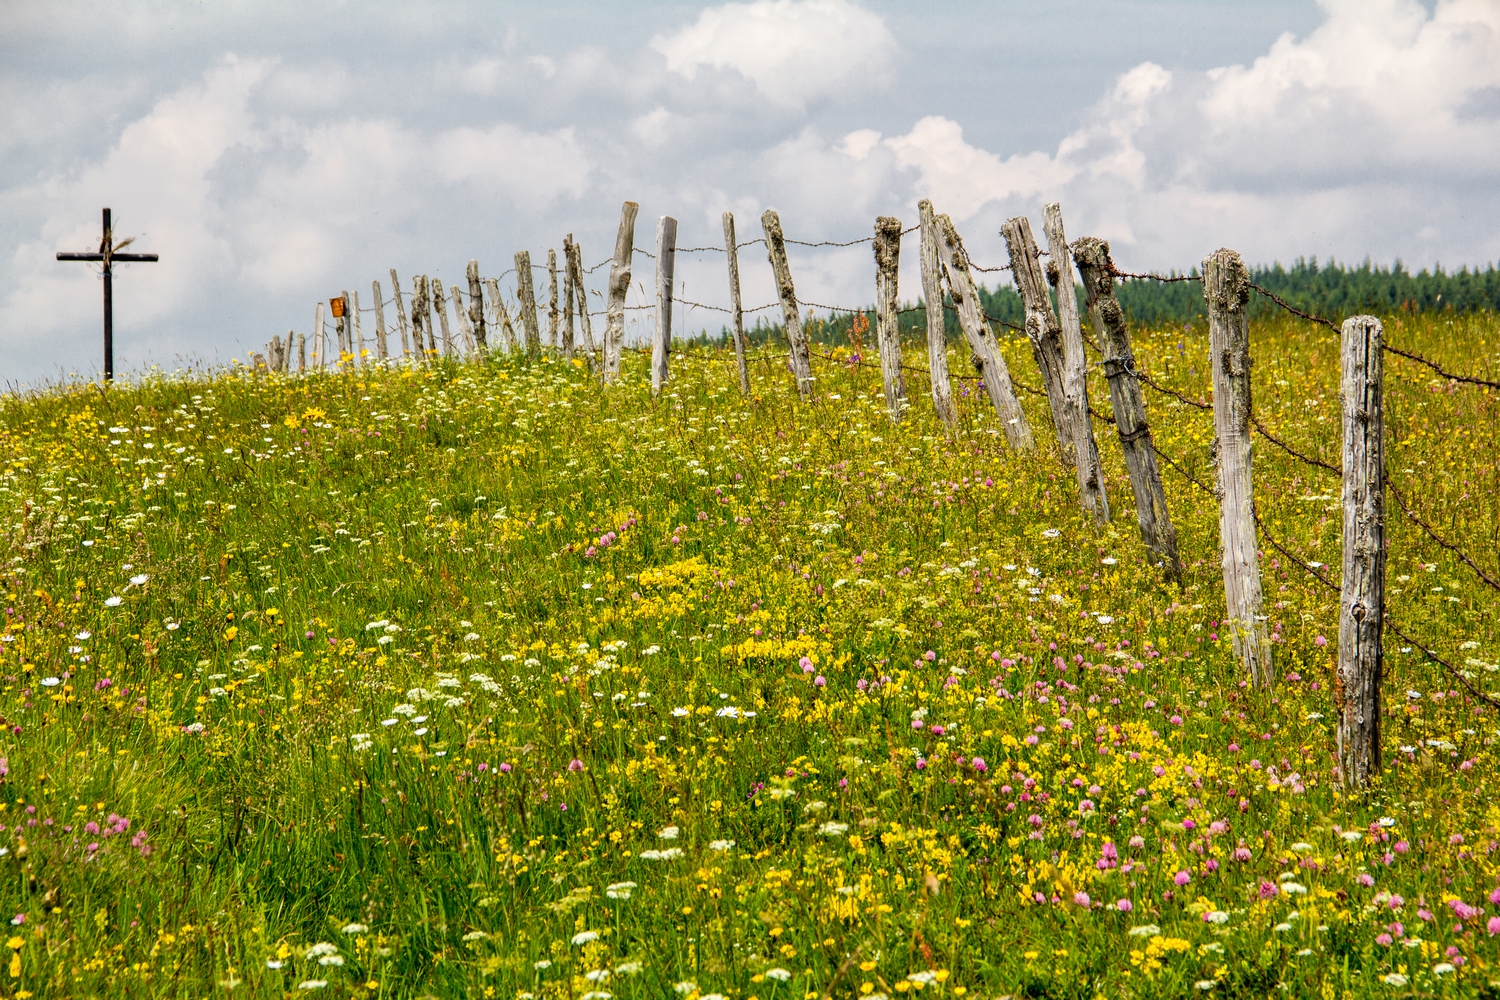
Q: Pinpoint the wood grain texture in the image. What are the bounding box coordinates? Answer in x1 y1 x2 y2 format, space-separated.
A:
1043 204 1109 523
547 248 560 349
936 213 1032 450
722 212 750 396
450 284 475 354
562 235 577 359
431 277 453 356
917 200 957 431
515 251 541 356
653 216 678 396
372 280 389 360
1073 237 1181 578
314 301 326 368
873 216 907 423
565 238 596 358
1204 247 1272 687
390 269 411 357
604 202 639 381
1338 314 1385 787
761 209 812 399
1001 217 1070 454
467 260 487 349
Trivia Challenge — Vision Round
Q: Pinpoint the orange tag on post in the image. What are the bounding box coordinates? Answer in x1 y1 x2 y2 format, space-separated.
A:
329 296 346 318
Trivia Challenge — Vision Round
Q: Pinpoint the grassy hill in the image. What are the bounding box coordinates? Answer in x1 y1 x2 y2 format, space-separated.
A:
2 311 1499 998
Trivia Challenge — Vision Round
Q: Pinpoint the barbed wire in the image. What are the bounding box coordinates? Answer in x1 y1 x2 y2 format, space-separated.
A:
1385 617 1500 710
1107 266 1199 284
1384 344 1500 391
1251 415 1341 475
1388 481 1500 596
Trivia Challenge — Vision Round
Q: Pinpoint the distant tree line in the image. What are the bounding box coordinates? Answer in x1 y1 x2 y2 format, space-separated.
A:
689 257 1500 350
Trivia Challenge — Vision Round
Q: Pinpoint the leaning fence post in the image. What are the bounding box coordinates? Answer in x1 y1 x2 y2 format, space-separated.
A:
652 216 678 396
917 200 958 431
485 277 516 354
722 212 751 396
515 252 541 356
1204 247 1272 687
1044 204 1109 523
565 239 596 359
1072 238 1181 577
873 216 907 423
1338 314 1385 788
935 213 1032 450
450 284 475 354
1002 217 1071 454
391 269 411 357
431 277 453 355
467 260 486 350
372 280 389 360
547 248 560 349
314 301 326 368
604 201 639 382
761 209 813 399
562 235 577 360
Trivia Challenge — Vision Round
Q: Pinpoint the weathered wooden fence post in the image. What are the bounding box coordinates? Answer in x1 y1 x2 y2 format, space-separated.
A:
372 280 389 360
1203 248 1272 687
652 216 678 396
547 248 560 349
297 332 306 372
515 252 541 356
411 275 430 359
450 284 474 354
485 277 516 354
565 238 596 359
390 269 411 357
917 200 958 430
314 301 326 368
873 216 907 423
761 209 813 399
604 201 639 382
1043 204 1109 523
1072 238 1181 576
467 260 486 350
431 277 453 355
935 214 1033 450
562 235 577 359
1338 314 1385 788
1002 217 1071 453
722 212 751 396
352 289 366 364
268 334 283 372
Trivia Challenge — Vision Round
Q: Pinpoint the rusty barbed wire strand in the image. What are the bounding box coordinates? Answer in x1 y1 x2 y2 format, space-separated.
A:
1251 416 1341 475
1385 617 1500 710
1388 481 1500 596
1383 344 1500 391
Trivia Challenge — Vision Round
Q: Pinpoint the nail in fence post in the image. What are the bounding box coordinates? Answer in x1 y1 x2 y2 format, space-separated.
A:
450 283 474 355
565 238 596 360
467 260 486 351
1002 217 1071 455
760 209 812 399
562 235 577 360
548 248 560 350
1044 204 1109 523
1072 238 1181 577
1203 247 1272 687
391 269 411 357
936 213 1032 450
722 212 751 396
1338 314 1385 788
373 280 389 360
314 301 326 369
514 252 541 357
873 216 906 423
605 201 640 382
653 216 678 397
918 200 957 430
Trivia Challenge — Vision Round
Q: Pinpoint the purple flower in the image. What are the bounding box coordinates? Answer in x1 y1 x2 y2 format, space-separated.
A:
971 757 987 772
1488 916 1500 937
498 762 512 773
1116 898 1133 912
1357 873 1375 888
813 675 826 688
1375 933 1393 946
799 656 814 673
1259 881 1279 899
1073 891 1091 908
1173 870 1191 886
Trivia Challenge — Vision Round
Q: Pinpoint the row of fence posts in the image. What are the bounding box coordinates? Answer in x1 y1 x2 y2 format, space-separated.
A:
263 198 1386 790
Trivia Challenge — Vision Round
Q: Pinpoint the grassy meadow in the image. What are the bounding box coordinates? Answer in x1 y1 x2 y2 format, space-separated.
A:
3 311 1500 999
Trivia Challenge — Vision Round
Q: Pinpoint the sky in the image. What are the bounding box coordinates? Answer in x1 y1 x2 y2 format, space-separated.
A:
3 0 1499 387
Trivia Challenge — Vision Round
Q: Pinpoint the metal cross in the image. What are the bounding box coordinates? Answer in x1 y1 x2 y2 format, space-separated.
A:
56 207 159 381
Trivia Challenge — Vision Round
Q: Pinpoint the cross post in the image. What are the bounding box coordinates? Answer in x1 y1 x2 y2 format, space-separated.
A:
56 207 159 381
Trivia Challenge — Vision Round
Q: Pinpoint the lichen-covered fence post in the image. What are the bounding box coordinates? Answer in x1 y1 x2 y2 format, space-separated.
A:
431 276 453 356
515 251 541 357
1338 315 1385 788
372 280 389 360
1204 248 1272 687
653 216 677 397
722 212 751 396
411 275 430 360
761 209 813 400
467 260 486 351
935 213 1032 450
917 200 957 431
565 238 596 361
873 216 906 423
604 201 639 382
561 236 577 360
1002 216 1070 454
449 284 474 354
1043 204 1108 523
1072 237 1181 578
547 248 560 350
350 289 364 365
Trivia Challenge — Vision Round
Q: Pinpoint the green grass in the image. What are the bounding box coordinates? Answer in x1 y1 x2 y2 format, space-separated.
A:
2 313 1500 999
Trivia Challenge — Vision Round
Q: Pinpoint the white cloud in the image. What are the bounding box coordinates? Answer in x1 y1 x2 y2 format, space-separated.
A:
434 124 590 203
886 117 1063 221
652 0 897 106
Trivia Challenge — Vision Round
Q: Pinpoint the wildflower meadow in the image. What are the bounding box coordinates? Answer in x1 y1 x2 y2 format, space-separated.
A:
2 311 1499 999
